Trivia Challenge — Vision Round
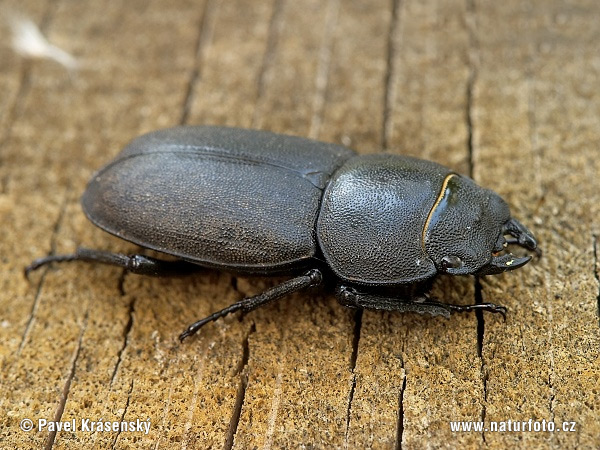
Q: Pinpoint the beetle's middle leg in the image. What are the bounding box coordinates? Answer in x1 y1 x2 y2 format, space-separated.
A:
25 247 202 278
336 285 507 318
179 269 323 341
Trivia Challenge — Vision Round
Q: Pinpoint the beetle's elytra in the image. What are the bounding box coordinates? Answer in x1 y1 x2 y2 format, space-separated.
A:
26 126 538 340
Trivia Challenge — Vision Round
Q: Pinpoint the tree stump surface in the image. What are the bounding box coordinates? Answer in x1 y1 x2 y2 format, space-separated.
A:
1 0 598 448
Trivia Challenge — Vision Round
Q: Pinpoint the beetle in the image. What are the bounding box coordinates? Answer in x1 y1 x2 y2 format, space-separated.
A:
26 126 538 341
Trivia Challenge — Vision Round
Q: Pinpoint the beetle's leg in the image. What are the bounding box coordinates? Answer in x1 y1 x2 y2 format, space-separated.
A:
25 247 201 278
179 269 323 342
336 285 506 319
414 297 507 319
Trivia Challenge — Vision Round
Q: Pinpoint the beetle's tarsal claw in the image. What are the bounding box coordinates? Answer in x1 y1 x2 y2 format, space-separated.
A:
503 218 537 251
23 254 78 280
478 253 532 275
179 302 244 342
448 302 507 319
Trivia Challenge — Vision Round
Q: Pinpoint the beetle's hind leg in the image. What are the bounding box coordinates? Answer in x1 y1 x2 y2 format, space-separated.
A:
179 269 323 342
336 285 506 319
25 247 202 278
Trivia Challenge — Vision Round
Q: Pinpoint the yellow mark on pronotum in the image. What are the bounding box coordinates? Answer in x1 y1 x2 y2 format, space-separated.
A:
421 173 457 252
506 260 514 266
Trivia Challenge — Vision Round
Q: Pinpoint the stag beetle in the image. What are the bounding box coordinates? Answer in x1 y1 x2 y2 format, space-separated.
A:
26 126 538 341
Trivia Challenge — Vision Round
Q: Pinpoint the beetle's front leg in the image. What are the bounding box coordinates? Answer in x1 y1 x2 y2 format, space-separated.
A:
336 285 506 319
25 247 202 278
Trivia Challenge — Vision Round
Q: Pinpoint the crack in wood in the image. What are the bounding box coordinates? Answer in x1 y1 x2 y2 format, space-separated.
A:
475 277 488 445
252 0 286 129
0 174 8 195
465 2 489 444
117 268 128 297
224 323 255 449
343 308 362 447
394 326 408 449
474 279 484 360
382 0 401 151
18 270 46 356
545 274 557 446
235 323 254 376
395 375 406 450
223 372 247 448
0 67 32 183
308 0 340 140
180 0 221 125
465 69 476 177
229 275 240 297
109 296 136 387
19 186 71 355
543 264 557 432
465 0 478 179
594 235 600 329
6 1 68 357
110 380 134 449
44 311 88 450
548 373 556 423
344 374 357 448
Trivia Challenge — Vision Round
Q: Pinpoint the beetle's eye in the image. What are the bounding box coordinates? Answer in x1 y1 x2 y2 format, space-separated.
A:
441 255 463 272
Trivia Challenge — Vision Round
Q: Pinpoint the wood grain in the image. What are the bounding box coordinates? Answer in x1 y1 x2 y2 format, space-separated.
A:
1 0 598 448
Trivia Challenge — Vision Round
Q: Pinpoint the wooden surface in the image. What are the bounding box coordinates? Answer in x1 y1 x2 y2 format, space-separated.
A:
1 0 599 448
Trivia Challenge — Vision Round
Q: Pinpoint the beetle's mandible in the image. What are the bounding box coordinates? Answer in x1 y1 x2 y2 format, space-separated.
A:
26 126 538 341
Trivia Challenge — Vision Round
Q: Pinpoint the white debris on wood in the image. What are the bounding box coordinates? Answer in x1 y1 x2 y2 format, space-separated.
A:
9 16 78 70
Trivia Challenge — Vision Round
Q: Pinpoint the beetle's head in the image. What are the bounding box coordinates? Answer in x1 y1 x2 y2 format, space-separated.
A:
423 174 538 276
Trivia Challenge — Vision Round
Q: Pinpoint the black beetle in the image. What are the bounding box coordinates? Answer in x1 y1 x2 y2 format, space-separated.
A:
26 126 538 341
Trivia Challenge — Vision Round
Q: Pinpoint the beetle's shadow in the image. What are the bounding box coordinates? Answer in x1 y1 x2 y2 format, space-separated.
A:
428 274 478 306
